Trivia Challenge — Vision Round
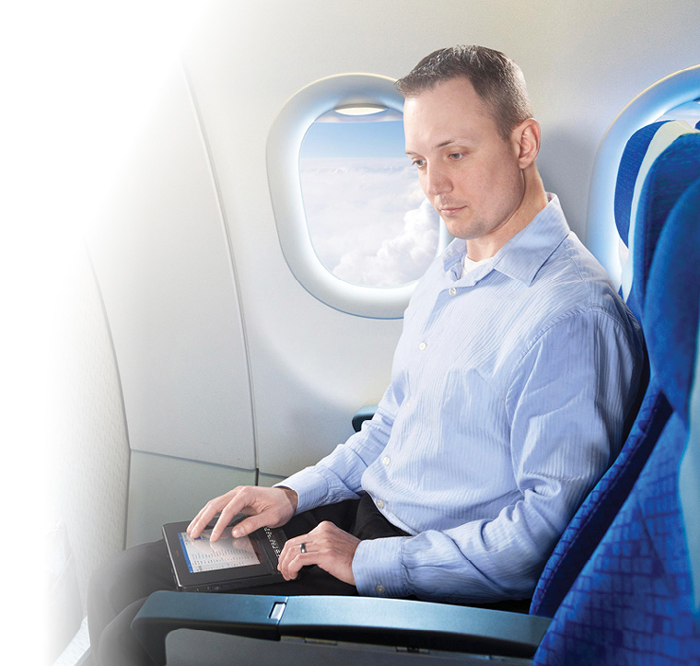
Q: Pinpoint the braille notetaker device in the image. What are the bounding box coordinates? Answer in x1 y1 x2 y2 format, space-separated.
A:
162 516 287 592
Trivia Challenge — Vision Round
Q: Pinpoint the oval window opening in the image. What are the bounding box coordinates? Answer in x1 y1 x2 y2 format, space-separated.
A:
267 73 451 319
299 106 440 288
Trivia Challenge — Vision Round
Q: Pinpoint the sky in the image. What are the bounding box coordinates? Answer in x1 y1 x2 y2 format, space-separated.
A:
301 115 407 159
300 117 441 287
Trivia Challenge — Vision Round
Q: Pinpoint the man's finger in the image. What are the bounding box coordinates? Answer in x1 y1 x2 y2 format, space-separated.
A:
277 535 309 576
189 489 243 539
229 513 269 538
209 496 251 541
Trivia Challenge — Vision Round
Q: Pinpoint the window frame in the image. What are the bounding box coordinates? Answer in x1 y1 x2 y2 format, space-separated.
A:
266 73 450 319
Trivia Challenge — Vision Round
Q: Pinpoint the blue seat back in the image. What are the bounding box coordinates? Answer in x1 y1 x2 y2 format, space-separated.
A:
530 125 700 618
534 176 700 663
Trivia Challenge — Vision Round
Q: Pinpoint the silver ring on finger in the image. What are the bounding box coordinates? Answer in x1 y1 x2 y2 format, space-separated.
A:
300 542 307 554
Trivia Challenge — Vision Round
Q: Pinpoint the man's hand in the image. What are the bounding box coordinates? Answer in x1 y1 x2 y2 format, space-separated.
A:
277 521 360 586
187 486 298 542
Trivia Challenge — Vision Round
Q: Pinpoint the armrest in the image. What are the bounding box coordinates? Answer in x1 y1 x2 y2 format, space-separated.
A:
132 592 551 665
352 404 378 432
131 592 286 666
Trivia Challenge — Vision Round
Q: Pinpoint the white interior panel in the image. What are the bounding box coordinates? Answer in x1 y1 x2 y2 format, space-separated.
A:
47 241 130 633
87 63 255 468
126 451 256 547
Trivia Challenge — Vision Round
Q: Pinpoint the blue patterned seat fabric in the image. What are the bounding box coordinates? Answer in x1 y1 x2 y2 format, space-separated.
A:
534 177 700 664
529 123 700 619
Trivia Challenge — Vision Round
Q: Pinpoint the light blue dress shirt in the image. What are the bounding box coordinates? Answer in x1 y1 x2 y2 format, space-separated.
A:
283 195 643 603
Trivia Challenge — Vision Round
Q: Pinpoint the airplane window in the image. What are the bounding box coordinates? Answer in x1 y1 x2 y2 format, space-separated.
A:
267 74 450 319
299 105 440 288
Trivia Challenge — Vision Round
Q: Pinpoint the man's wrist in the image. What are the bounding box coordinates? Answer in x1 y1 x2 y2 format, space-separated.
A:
276 485 299 512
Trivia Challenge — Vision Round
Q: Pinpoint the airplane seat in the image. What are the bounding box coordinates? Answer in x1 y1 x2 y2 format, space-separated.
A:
534 174 700 663
530 121 700 618
351 404 378 432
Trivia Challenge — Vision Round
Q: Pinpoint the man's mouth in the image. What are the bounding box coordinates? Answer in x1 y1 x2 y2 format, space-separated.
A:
439 205 467 217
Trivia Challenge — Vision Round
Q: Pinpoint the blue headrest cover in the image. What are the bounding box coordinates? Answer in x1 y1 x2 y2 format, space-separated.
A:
631 133 700 312
644 176 700 421
614 121 670 245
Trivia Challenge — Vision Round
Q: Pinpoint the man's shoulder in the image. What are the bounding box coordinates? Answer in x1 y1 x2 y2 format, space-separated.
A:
536 233 618 303
523 232 639 340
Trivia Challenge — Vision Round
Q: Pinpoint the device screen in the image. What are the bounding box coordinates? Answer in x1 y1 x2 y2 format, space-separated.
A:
178 529 261 573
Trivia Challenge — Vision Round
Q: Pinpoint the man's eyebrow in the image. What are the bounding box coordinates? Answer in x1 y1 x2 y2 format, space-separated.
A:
405 138 461 156
435 138 457 149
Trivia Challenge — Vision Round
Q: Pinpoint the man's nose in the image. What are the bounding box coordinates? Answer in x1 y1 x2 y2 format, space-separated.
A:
424 164 452 197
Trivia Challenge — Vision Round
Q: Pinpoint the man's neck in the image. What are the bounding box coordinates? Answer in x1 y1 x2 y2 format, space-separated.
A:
466 166 548 262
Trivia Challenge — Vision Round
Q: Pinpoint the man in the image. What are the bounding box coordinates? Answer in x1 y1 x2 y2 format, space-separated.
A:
89 45 643 664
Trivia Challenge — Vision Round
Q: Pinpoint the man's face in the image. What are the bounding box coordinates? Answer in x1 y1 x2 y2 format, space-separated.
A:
403 77 527 252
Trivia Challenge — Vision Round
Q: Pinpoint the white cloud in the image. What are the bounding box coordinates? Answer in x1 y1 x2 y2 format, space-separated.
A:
332 200 439 286
300 158 440 287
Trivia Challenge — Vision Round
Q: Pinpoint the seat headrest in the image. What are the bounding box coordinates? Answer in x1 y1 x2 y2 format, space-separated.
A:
618 121 697 309
629 132 700 315
614 121 669 246
644 176 700 421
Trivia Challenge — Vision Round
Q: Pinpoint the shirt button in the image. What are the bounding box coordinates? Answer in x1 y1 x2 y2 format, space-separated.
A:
383 456 391 466
376 584 386 595
419 342 427 351
449 287 457 296
376 499 385 509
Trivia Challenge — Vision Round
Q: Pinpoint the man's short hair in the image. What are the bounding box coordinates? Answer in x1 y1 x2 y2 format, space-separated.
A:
395 45 534 141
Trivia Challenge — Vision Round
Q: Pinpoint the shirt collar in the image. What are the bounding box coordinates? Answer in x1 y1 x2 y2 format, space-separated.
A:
441 194 570 287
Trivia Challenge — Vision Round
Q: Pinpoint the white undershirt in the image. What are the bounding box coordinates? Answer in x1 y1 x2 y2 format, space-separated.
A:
461 255 493 277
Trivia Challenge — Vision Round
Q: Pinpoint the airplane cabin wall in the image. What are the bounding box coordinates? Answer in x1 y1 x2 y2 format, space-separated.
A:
85 0 700 546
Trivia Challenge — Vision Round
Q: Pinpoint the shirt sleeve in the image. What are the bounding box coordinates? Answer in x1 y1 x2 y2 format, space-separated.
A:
352 309 642 602
278 382 402 514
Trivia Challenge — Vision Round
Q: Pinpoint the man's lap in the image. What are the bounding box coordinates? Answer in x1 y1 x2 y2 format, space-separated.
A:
88 498 405 665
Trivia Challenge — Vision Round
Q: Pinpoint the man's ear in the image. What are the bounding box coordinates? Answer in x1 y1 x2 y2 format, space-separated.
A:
511 118 541 169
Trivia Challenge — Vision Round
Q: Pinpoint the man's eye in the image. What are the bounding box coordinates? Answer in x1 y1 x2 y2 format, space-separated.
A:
412 159 426 168
448 152 464 160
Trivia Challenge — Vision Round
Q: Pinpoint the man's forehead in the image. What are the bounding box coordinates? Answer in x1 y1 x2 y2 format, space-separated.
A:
404 79 491 122
403 79 494 148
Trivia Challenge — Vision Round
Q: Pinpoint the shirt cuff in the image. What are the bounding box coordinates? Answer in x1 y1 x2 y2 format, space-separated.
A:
352 536 411 598
274 467 330 514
